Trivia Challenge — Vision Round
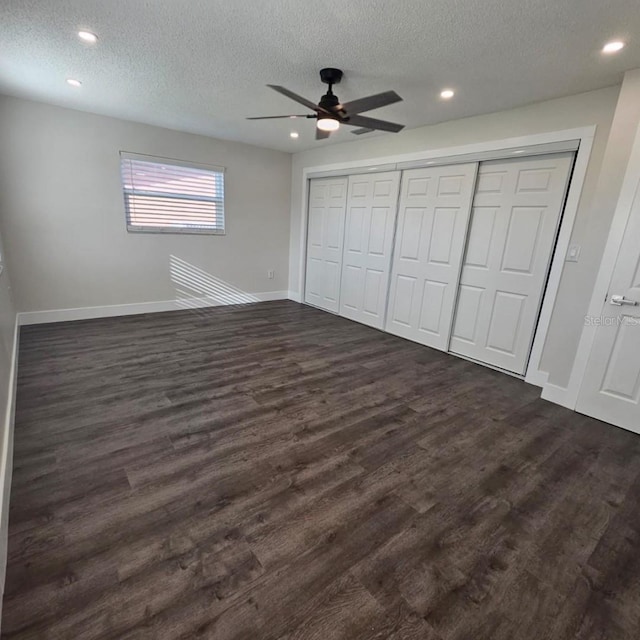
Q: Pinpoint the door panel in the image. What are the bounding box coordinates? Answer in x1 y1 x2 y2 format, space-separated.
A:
485 291 526 354
339 172 401 328
453 284 484 342
304 177 348 313
501 207 545 273
363 269 383 314
600 319 640 400
386 164 478 350
450 153 574 374
419 280 447 334
577 137 640 432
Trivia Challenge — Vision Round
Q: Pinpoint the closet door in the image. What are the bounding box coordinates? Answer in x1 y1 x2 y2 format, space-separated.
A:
450 152 574 374
340 171 401 329
386 163 479 350
304 177 348 313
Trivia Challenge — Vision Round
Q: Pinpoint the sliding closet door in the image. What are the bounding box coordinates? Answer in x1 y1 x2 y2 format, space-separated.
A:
304 177 348 313
340 171 401 329
386 163 479 350
450 152 574 374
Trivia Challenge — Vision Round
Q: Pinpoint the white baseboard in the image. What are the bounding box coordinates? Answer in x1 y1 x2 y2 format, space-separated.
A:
0 317 19 605
541 381 575 409
288 291 302 303
17 291 290 326
524 368 548 388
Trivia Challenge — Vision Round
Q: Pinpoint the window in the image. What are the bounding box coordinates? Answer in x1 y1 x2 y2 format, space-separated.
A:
120 152 225 234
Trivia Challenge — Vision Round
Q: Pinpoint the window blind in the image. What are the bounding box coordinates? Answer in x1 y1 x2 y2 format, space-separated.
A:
120 153 225 234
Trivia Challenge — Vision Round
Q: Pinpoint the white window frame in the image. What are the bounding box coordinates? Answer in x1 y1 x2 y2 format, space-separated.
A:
120 151 226 235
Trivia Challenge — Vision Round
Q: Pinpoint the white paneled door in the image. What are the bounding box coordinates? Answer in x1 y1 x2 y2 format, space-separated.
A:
304 177 348 313
386 164 479 350
340 171 401 329
450 153 574 374
577 142 640 433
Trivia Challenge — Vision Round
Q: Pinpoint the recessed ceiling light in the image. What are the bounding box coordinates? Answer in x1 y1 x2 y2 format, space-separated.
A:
440 89 455 99
66 78 82 87
290 131 299 139
78 30 98 44
513 150 525 154
602 41 625 54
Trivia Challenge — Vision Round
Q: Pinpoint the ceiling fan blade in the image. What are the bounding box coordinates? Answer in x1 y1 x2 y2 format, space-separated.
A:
341 91 403 115
351 127 375 135
346 114 405 133
247 115 310 120
316 128 331 140
267 85 323 112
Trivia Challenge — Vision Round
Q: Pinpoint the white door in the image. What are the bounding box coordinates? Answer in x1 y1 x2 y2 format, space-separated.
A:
576 145 640 433
340 171 401 329
304 177 348 313
450 153 574 374
386 163 479 350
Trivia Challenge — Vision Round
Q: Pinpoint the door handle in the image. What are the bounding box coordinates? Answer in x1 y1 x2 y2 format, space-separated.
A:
610 294 638 306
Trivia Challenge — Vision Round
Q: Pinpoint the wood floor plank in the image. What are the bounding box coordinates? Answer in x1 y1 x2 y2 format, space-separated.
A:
3 300 640 639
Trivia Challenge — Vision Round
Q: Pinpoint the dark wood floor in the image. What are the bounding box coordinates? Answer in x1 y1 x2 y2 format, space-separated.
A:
3 300 640 639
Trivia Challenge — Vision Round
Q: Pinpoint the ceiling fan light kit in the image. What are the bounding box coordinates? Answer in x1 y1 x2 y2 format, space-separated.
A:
317 117 340 132
247 68 405 140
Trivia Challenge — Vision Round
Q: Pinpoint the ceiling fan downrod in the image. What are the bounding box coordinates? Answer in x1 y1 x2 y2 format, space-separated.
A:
318 68 343 112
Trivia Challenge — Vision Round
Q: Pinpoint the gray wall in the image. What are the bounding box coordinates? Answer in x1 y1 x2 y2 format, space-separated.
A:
0 231 15 400
289 86 620 387
0 96 292 312
0 227 16 611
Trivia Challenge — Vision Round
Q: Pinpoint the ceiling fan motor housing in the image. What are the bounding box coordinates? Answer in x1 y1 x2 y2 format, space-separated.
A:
319 92 340 111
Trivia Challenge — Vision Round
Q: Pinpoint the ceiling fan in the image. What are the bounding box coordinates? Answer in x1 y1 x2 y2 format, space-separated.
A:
247 68 405 140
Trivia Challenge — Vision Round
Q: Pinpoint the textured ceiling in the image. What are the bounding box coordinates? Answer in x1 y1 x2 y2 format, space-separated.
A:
0 0 638 152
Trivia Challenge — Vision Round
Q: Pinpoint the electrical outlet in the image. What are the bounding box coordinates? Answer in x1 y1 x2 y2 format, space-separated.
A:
267 270 275 280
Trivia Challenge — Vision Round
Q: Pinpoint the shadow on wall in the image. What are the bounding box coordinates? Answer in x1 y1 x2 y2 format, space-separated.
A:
170 255 259 310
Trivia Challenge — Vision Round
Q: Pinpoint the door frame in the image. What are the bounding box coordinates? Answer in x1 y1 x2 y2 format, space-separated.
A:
558 122 640 411
297 126 596 389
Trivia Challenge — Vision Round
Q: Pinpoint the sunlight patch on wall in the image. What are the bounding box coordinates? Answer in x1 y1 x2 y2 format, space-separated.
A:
170 255 259 310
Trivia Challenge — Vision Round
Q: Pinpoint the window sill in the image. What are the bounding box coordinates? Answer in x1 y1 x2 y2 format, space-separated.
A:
126 226 226 236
